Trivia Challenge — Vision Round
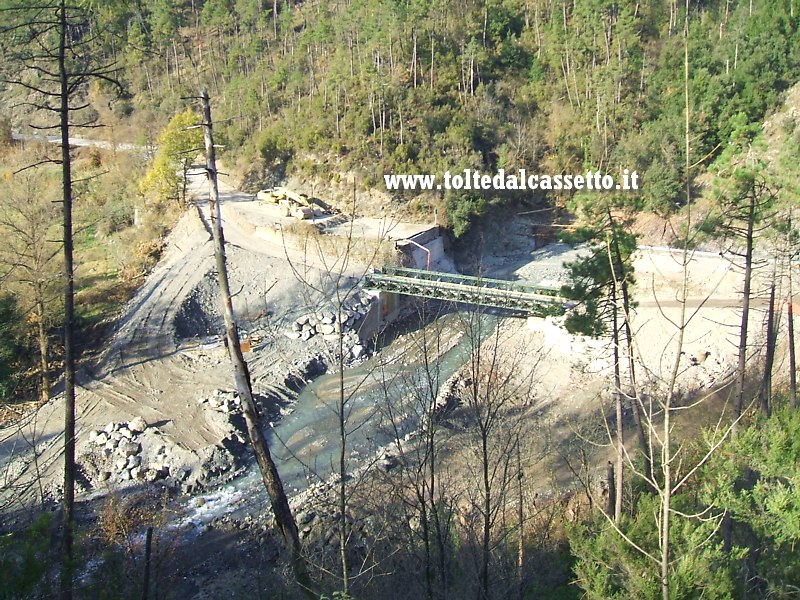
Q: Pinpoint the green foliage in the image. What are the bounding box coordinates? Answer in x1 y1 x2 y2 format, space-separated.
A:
445 191 489 239
569 407 800 600
700 407 800 597
139 109 203 206
569 494 742 599
560 215 637 337
0 514 52 600
71 0 800 236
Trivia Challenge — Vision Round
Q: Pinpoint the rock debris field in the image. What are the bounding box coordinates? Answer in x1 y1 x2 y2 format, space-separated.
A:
0 182 382 516
0 171 777 552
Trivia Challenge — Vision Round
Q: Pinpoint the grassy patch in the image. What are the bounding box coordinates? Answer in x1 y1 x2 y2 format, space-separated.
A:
74 224 127 327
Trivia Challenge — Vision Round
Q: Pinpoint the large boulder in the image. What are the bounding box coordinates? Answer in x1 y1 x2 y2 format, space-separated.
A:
128 416 147 433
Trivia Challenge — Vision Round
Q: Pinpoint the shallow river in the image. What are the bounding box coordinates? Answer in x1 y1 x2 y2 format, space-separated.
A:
180 311 497 527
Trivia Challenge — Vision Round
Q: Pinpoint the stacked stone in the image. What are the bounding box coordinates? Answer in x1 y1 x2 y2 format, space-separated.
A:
88 417 148 482
284 295 373 361
200 389 242 414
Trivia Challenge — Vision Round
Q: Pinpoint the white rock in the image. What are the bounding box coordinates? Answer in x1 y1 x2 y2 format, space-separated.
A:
128 416 147 433
127 455 141 468
318 324 335 335
118 427 133 439
94 432 108 446
114 457 128 471
130 467 141 480
104 422 116 434
351 345 365 360
284 330 301 340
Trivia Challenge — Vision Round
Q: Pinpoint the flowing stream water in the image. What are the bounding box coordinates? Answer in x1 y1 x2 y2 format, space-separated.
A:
180 311 498 527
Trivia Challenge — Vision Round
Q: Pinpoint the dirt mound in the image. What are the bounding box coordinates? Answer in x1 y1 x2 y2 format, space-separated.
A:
175 271 222 339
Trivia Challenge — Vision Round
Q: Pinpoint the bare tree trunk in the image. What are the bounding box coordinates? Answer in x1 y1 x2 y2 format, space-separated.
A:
516 442 524 600
789 273 797 409
609 220 651 483
418 484 433 600
142 526 153 600
426 392 449 598
660 14 692 597
611 286 623 523
35 285 50 402
759 282 776 417
412 29 418 88
200 89 315 599
337 307 350 596
430 33 435 90
733 192 756 431
59 2 76 597
480 423 491 600
661 384 672 600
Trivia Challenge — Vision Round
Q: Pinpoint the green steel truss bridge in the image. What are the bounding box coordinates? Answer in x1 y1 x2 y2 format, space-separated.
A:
364 266 569 316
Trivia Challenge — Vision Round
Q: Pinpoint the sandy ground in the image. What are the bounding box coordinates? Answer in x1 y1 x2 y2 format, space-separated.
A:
0 168 781 540
0 168 382 515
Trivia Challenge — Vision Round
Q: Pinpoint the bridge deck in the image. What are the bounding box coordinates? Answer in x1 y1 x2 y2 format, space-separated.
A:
365 267 568 315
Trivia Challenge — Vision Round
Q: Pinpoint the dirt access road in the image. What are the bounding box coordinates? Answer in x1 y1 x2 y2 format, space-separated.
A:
0 168 369 512
0 166 777 521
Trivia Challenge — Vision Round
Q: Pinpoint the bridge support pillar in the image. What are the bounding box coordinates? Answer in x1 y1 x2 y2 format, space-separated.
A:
357 290 403 341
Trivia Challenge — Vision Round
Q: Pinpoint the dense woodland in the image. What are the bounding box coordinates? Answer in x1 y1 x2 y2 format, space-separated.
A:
8 0 800 225
1 0 800 598
102 0 799 222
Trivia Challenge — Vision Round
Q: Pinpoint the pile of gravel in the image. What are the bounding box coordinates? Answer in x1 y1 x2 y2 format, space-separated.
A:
284 293 374 361
86 418 160 483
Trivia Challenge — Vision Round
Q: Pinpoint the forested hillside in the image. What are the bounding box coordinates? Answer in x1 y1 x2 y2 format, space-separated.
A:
1 1 800 599
10 0 797 233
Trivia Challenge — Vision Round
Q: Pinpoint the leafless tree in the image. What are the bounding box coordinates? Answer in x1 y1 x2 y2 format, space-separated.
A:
375 301 459 600
454 311 541 600
277 185 399 596
0 155 62 403
199 89 315 599
589 10 740 599
0 3 121 596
